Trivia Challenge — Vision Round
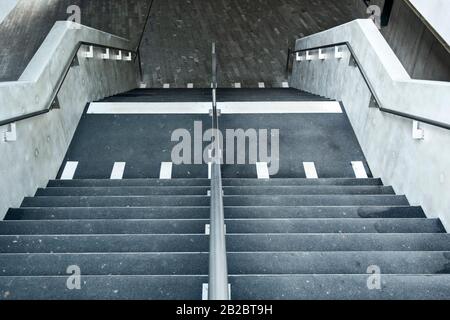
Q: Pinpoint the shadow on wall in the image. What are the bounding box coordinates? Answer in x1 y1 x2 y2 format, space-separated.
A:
0 0 151 82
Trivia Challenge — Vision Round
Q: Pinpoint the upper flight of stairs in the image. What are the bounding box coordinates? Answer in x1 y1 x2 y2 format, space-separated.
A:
1 177 449 300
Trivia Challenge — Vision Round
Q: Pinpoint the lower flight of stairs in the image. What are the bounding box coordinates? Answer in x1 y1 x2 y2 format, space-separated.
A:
1 178 449 299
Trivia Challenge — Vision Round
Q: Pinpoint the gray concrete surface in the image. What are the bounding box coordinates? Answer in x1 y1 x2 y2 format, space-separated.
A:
0 22 139 219
0 0 17 24
290 19 450 230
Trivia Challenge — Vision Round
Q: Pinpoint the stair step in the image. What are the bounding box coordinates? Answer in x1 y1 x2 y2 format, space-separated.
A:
229 275 450 300
0 219 443 235
0 253 208 276
1 234 449 253
225 234 450 251
0 235 209 253
5 206 425 220
21 195 409 208
36 186 395 197
1 252 448 276
227 251 450 274
0 275 206 300
47 178 383 188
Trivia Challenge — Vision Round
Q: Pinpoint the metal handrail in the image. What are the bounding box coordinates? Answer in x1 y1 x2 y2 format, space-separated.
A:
135 0 155 82
208 42 229 300
287 42 450 131
0 41 136 127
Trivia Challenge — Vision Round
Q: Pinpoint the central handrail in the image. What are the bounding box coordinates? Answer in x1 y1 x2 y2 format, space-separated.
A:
286 42 450 131
208 42 229 300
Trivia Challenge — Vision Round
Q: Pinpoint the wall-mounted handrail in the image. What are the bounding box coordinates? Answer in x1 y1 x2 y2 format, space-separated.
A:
287 42 450 131
135 0 155 82
0 41 136 128
208 42 229 300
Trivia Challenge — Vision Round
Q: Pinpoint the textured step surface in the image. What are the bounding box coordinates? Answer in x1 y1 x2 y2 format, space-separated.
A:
47 178 383 188
0 235 209 253
0 219 443 235
1 234 449 253
229 275 450 300
21 195 409 208
1 252 449 276
36 185 395 197
0 276 206 300
5 206 426 221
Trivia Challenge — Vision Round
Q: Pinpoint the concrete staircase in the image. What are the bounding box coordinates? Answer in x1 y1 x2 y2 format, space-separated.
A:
1 177 449 299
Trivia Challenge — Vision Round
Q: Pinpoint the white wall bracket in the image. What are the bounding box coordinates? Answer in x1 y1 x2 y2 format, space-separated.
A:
296 52 304 61
124 51 132 61
83 45 94 58
412 120 424 140
305 50 313 61
318 48 327 60
3 123 17 142
115 50 123 60
335 46 344 59
101 48 110 60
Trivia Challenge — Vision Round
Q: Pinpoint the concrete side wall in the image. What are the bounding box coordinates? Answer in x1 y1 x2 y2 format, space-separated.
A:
0 22 139 219
0 0 17 24
290 19 450 230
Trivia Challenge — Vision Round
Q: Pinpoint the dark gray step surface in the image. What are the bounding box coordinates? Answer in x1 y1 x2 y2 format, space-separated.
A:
36 185 395 197
216 88 329 102
21 195 409 208
99 88 212 102
0 235 208 253
6 206 426 221
1 252 449 276
0 275 448 300
228 251 450 275
1 234 449 253
0 219 443 235
229 275 450 300
0 253 208 276
0 275 206 300
47 178 383 188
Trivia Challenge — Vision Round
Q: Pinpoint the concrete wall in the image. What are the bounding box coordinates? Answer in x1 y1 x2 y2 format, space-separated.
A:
290 19 450 230
0 22 139 219
0 0 17 24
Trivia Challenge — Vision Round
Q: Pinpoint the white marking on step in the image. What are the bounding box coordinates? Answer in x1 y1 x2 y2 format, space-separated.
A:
87 102 211 114
258 82 265 88
303 162 318 179
110 162 126 180
60 161 78 180
234 83 241 88
351 161 368 179
163 83 170 89
217 101 342 114
187 83 194 89
282 82 289 88
205 224 210 235
160 162 173 180
256 162 270 179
